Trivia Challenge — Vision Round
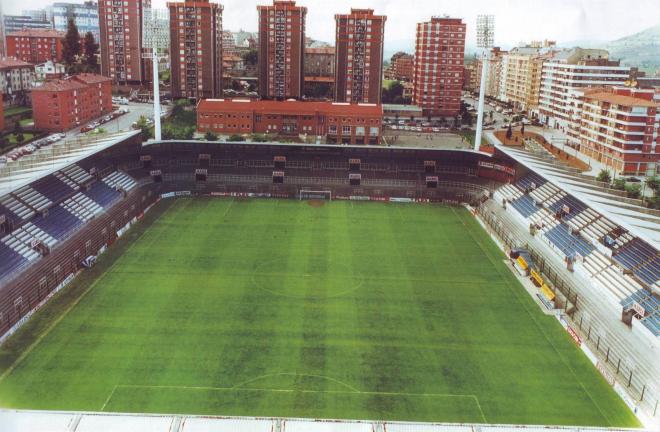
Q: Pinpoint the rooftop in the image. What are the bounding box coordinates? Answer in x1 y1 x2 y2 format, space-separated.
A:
0 57 34 69
74 73 112 85
198 99 383 116
33 78 87 92
582 88 660 108
7 29 66 39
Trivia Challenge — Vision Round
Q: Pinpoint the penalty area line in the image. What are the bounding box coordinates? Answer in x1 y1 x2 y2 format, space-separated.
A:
108 383 484 405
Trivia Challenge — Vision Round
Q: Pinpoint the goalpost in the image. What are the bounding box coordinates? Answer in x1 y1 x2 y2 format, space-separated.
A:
299 189 332 201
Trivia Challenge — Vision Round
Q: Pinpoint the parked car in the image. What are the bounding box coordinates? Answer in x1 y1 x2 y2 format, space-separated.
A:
80 124 94 133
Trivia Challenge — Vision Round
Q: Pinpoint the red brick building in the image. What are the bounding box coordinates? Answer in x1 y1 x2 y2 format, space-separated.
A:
99 0 148 84
391 52 414 82
168 0 223 100
197 99 383 144
6 29 65 64
578 87 660 176
32 74 113 132
257 0 306 99
413 17 466 118
334 8 386 104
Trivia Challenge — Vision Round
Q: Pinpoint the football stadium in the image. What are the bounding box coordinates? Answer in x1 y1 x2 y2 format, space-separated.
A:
0 130 658 431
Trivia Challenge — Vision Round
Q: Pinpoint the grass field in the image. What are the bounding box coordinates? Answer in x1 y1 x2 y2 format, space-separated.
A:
0 199 639 426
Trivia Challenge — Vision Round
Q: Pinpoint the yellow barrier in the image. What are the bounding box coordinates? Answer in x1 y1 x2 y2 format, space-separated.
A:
530 269 543 287
516 256 528 271
541 284 555 301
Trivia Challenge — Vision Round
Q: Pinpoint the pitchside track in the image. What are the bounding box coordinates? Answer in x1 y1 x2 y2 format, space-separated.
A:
0 199 639 426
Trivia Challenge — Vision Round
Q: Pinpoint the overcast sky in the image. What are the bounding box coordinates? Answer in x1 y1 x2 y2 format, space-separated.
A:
3 0 659 49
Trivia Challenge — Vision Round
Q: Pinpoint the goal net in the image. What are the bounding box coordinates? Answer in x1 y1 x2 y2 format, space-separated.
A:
299 190 332 201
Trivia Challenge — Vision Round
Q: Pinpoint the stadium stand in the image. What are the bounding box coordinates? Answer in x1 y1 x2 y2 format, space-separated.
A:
84 181 122 209
31 175 75 204
621 290 660 337
13 186 52 212
0 194 34 221
0 241 27 277
510 195 539 218
32 205 85 240
545 224 594 258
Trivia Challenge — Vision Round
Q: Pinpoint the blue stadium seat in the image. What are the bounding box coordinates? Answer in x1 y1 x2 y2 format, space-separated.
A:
32 205 84 240
0 242 27 280
548 195 587 220
31 175 75 204
516 172 546 190
84 182 121 208
545 224 594 258
510 195 539 218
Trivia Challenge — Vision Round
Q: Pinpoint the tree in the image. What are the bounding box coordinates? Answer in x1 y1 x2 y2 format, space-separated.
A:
135 115 153 141
596 169 612 184
15 133 25 143
505 124 513 140
645 176 660 193
161 125 174 140
82 32 99 73
227 134 246 142
625 183 641 199
612 178 626 190
382 81 405 104
62 18 81 68
204 131 218 141
241 49 258 66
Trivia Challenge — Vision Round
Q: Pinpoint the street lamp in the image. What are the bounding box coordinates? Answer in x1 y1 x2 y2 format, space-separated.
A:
474 15 494 152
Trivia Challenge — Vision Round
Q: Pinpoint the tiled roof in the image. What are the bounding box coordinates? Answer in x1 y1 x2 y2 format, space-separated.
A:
583 91 659 108
0 57 34 69
32 78 86 92
74 73 112 85
7 29 65 39
198 99 383 116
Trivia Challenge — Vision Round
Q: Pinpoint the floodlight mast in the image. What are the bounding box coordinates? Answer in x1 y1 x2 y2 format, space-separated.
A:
143 8 168 141
152 43 161 141
474 15 494 152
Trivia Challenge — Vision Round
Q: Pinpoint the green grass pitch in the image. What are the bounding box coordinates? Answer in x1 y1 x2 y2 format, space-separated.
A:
0 198 639 426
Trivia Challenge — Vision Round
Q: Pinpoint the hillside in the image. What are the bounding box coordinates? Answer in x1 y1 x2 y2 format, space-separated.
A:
607 24 660 72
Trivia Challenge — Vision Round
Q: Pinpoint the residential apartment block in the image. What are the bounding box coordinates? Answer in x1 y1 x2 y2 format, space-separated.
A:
390 52 414 82
304 46 335 80
99 0 149 84
0 58 35 103
3 15 52 35
168 0 223 100
334 8 386 104
257 0 306 99
197 99 383 145
6 29 65 64
538 48 631 140
31 73 112 132
483 47 507 98
577 87 659 176
51 2 100 42
413 17 466 118
498 44 554 112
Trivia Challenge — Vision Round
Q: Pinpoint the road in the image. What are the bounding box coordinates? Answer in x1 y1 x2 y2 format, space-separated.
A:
462 94 508 128
62 102 156 141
